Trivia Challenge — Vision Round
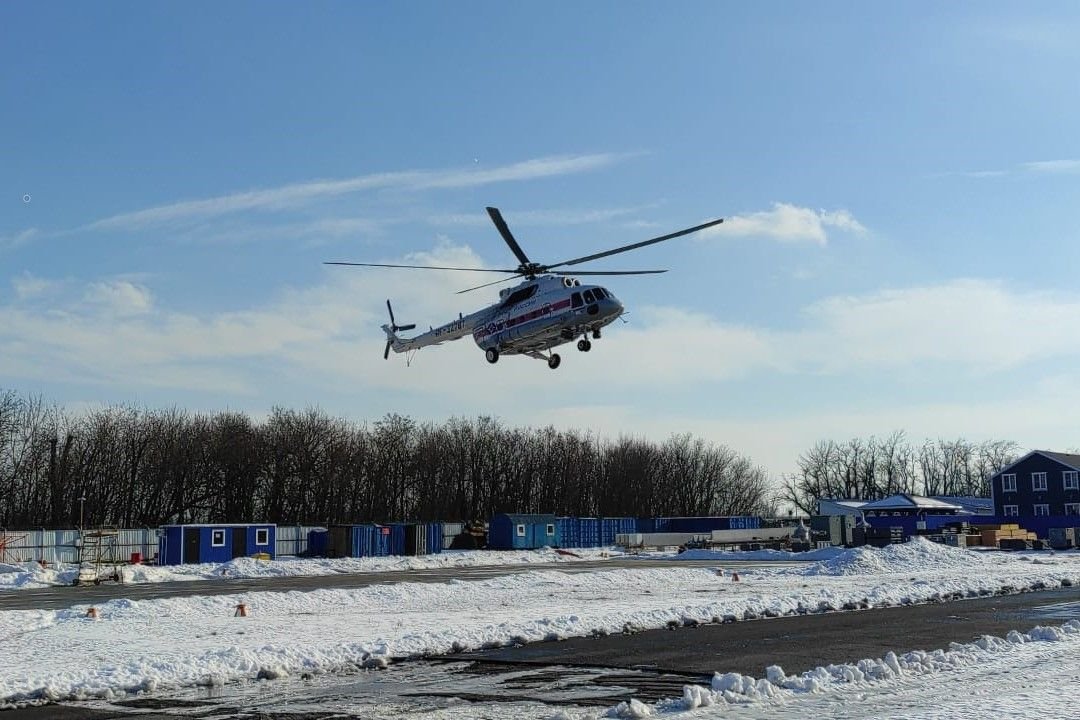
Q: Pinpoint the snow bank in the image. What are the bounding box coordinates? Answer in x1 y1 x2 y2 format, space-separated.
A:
0 547 619 591
606 620 1080 717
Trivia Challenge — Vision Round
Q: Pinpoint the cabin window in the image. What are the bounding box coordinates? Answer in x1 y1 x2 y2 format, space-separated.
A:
546 523 555 536
1003 504 1018 516
1033 503 1050 516
1064 471 1079 490
211 529 226 547
1032 472 1047 491
582 289 595 303
255 528 269 546
571 292 583 308
516 523 526 537
1001 473 1016 492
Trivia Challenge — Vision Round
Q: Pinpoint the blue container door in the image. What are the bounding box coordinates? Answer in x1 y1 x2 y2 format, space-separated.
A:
426 523 443 554
584 518 600 547
557 518 574 548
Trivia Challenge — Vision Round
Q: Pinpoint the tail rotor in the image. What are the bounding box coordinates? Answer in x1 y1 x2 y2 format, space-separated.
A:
383 299 415 359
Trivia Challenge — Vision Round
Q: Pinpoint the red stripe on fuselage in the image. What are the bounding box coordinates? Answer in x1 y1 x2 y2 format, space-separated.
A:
473 298 573 340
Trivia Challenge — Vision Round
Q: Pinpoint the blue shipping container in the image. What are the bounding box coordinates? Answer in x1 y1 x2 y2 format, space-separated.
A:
157 524 276 565
489 514 559 549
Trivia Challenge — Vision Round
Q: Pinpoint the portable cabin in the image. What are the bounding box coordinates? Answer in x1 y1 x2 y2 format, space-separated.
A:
307 523 443 558
157 523 276 565
488 513 559 550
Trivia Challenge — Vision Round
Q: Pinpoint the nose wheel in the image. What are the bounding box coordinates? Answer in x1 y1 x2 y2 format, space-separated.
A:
485 347 499 364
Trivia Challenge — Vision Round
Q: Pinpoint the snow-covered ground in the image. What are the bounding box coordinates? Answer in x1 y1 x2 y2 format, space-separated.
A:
2 539 1079 711
0 547 620 590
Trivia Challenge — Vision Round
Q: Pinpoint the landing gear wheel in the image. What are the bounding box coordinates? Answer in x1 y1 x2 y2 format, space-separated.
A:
547 353 561 369
576 339 592 352
485 347 499 364
592 328 601 339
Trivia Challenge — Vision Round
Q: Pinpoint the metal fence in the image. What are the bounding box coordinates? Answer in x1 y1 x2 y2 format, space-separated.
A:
0 526 332 564
0 528 160 565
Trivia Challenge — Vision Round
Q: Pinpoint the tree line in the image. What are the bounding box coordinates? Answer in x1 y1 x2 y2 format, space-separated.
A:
782 431 1019 514
0 390 776 529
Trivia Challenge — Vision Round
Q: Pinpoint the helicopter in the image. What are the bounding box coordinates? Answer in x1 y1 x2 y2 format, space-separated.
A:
325 207 723 369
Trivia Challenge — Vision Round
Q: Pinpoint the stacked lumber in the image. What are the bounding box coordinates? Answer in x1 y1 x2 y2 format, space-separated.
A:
977 524 1037 548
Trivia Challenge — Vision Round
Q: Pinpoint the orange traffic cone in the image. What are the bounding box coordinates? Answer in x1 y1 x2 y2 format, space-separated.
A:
731 571 740 582
234 603 248 617
86 607 98 619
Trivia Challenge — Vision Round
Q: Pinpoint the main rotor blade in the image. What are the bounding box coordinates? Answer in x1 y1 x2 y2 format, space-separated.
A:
455 275 522 294
544 217 724 270
486 207 531 267
550 269 667 276
325 261 517 273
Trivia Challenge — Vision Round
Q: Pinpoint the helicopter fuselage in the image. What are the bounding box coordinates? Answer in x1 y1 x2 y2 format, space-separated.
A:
471 275 623 358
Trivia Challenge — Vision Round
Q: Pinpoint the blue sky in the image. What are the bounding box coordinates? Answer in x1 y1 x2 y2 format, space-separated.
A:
3 2 1079 478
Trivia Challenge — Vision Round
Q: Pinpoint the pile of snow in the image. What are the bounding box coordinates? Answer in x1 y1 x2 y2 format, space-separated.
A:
0 547 619 591
800 537 994 576
0 562 74 589
607 620 1080 717
667 546 846 563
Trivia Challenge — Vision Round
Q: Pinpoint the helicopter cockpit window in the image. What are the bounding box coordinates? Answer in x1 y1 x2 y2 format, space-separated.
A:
593 288 606 299
571 291 583 308
502 284 538 306
582 289 595 304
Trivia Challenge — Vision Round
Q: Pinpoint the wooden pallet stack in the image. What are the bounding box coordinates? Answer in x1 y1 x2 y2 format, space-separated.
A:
977 523 1037 549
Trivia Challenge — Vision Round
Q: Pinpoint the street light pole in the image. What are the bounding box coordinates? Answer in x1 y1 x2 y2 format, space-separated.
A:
78 495 86 530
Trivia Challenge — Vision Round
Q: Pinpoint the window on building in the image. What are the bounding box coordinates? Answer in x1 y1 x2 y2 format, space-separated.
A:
1001 474 1016 492
1065 503 1080 516
1003 505 1018 517
516 523 526 537
1032 472 1048 491
211 529 226 547
1065 471 1079 491
546 523 555 536
255 528 269 546
1033 504 1050 516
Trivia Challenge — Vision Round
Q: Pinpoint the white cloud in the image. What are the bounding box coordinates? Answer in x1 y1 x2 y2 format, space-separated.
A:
429 204 655 228
82 153 630 233
703 203 867 245
83 280 154 316
0 228 39 250
945 158 1080 179
1023 159 1080 174
11 272 55 300
791 279 1080 372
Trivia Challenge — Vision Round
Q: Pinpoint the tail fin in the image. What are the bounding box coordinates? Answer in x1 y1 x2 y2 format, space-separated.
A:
382 299 415 359
382 324 405 359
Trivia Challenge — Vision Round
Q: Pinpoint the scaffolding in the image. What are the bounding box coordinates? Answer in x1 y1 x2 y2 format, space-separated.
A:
75 528 124 585
0 533 29 563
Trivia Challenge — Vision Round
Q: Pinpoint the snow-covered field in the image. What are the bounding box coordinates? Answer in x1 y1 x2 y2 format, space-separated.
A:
0 547 619 590
2 539 1079 713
